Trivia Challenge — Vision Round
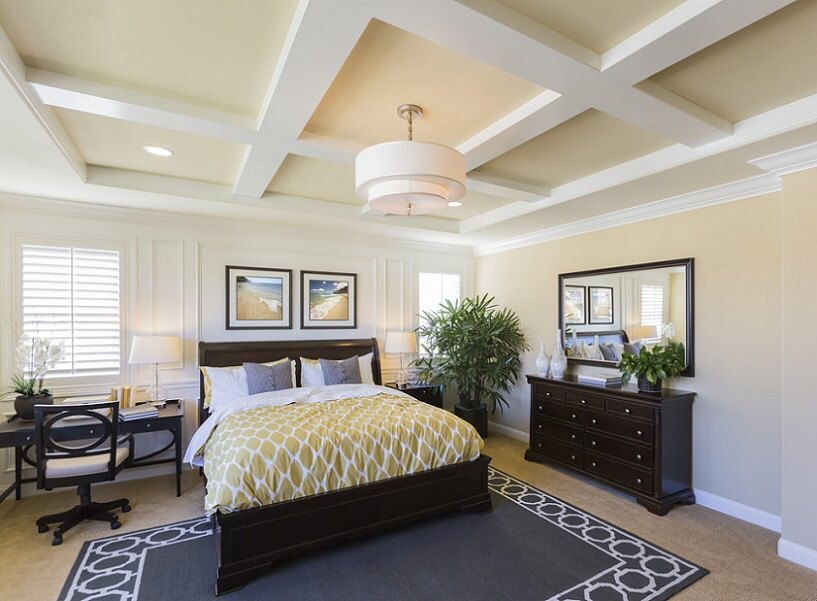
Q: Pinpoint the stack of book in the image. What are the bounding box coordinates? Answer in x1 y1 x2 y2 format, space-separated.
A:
120 404 159 421
577 372 623 387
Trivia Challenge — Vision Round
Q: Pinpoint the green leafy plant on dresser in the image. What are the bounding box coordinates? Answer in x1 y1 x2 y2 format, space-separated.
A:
618 341 685 392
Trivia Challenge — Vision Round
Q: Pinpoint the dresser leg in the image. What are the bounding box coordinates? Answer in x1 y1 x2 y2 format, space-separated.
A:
523 449 541 462
637 489 695 515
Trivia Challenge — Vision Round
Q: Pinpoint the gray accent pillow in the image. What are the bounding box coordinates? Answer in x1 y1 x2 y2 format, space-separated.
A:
600 343 618 361
623 341 644 356
319 356 362 385
243 361 293 394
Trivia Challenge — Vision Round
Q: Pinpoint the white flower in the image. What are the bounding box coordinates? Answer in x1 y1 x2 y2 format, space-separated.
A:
660 322 676 340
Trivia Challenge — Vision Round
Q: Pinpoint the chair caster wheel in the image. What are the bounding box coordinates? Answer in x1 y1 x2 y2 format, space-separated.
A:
111 519 121 530
38 524 49 533
122 504 131 513
52 535 62 546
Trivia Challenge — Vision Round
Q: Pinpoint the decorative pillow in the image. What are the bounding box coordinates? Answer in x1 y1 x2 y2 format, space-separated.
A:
243 361 293 394
319 356 362 385
623 341 644 356
600 343 619 361
201 359 295 409
300 354 375 387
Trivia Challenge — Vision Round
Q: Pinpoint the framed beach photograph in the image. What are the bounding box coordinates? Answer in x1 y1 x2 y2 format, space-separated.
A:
563 285 586 325
226 266 292 330
589 286 614 324
301 271 357 329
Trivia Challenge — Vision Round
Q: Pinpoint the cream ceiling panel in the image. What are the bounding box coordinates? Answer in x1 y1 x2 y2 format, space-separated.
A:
496 0 685 53
474 110 673 189
267 156 362 206
650 0 817 122
436 190 514 221
55 109 245 185
0 0 298 117
304 19 544 147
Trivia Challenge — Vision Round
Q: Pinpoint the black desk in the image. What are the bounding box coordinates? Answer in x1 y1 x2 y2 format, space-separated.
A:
0 403 184 504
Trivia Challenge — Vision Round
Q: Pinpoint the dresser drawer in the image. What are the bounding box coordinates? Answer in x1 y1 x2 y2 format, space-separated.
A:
606 398 653 421
532 436 583 468
586 410 653 444
586 432 653 469
534 385 565 402
534 417 582 446
586 452 653 493
533 400 584 426
566 390 605 410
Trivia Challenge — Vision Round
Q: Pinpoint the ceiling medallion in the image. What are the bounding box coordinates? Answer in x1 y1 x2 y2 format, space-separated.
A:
355 104 466 216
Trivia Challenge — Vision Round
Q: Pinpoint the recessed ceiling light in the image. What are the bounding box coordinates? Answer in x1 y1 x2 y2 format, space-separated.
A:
143 145 174 157
447 200 463 207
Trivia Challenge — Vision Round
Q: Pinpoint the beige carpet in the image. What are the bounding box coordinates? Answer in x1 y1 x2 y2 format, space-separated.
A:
1 434 815 601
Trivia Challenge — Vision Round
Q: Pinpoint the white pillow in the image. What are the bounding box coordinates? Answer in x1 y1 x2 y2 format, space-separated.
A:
299 353 375 387
202 359 295 411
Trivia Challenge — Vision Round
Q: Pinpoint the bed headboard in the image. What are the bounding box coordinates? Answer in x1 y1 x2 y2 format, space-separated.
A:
197 338 381 427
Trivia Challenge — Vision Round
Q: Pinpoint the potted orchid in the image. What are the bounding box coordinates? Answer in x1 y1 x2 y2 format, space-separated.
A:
2 334 64 420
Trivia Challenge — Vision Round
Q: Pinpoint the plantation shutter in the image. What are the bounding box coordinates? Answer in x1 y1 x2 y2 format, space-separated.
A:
418 272 461 319
22 244 121 376
640 283 664 342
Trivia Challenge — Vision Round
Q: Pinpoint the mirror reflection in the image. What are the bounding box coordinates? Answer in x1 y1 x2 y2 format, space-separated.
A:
558 258 694 376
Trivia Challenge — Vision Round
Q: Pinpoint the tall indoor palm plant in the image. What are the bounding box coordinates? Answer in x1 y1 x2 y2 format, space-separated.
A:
415 294 528 435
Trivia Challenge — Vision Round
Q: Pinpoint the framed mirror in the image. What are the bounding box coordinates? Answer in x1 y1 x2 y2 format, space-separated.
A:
558 258 694 377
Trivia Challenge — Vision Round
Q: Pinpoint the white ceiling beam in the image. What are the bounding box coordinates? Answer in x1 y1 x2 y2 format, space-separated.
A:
27 68 256 145
0 25 86 180
466 172 549 203
601 0 798 84
232 0 370 198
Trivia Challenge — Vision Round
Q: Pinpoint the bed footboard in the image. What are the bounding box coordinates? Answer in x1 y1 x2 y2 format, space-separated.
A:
214 455 492 596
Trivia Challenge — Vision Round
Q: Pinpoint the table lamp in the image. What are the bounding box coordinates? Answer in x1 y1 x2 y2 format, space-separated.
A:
128 335 181 402
385 331 417 386
632 325 657 343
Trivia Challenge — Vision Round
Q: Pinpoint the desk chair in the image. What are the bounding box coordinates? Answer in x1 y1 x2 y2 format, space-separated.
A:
34 401 133 545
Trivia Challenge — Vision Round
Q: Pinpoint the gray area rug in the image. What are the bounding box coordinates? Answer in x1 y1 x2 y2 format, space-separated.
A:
60 467 707 600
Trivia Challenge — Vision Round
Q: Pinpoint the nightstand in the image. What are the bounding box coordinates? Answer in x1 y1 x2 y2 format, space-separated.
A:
387 383 444 408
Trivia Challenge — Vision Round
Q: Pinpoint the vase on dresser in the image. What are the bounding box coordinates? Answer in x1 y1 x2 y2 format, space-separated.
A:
549 330 567 378
535 342 550 377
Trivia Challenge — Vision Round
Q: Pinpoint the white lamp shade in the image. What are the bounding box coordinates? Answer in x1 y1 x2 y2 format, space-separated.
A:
384 332 418 354
632 325 657 341
356 141 465 216
129 335 181 364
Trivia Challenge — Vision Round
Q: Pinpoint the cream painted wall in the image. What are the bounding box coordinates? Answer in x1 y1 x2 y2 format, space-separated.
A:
780 168 817 559
476 193 783 515
0 194 472 488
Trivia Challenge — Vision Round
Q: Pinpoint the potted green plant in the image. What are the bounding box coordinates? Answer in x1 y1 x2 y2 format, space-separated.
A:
414 294 529 437
618 341 685 392
2 334 64 420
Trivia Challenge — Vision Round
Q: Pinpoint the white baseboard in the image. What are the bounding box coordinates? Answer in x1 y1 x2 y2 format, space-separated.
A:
488 421 528 442
778 538 817 572
694 487 782 532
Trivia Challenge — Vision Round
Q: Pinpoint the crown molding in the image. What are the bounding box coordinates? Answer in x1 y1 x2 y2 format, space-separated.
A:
748 141 817 176
474 173 782 256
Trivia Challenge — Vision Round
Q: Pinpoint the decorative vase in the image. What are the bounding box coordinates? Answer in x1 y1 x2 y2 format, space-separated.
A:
637 376 662 393
14 394 54 421
550 330 567 379
535 342 550 377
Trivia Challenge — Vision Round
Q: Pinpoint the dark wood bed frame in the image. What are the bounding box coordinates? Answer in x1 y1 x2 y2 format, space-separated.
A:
198 338 492 596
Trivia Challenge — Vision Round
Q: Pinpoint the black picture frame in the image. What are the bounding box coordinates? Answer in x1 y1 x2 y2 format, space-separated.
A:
563 285 586 325
300 271 357 329
588 286 614 325
226 265 292 330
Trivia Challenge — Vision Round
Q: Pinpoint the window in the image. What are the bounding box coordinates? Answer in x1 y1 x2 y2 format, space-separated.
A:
22 244 121 377
418 272 461 320
640 283 664 342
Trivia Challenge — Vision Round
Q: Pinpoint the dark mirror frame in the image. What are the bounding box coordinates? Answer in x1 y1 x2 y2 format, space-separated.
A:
558 258 695 377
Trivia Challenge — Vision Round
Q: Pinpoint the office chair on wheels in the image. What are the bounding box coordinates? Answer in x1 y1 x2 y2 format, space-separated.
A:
34 401 134 545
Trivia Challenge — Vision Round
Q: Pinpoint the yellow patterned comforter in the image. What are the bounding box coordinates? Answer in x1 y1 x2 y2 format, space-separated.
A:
192 386 483 515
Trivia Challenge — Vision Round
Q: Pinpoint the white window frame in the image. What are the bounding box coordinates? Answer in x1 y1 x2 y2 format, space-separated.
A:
12 234 131 395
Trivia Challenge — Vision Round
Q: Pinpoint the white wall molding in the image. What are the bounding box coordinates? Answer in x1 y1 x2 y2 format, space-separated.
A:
694 488 782 533
778 538 817 572
474 173 782 256
748 141 817 177
488 420 528 442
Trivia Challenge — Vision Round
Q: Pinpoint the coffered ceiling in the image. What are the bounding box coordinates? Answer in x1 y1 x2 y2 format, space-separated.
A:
0 0 815 250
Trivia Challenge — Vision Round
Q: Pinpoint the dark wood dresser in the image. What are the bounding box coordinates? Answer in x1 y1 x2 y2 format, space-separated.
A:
525 375 695 515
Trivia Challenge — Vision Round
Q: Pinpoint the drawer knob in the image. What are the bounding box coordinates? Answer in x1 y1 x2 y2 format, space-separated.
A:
591 418 597 425
571 413 577 419
581 399 587 405
89 429 95 435
546 392 551 397
538 405 543 411
625 408 631 414
591 441 597 447
26 435 32 442
636 430 643 436
636 478 643 485
537 443 542 449
146 423 152 429
591 462 597 467
570 434 576 440
537 424 543 430
571 454 576 460
636 453 643 460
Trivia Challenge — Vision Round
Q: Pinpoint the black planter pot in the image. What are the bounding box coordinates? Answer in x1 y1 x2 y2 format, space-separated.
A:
14 394 53 421
454 404 488 438
637 376 662 393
